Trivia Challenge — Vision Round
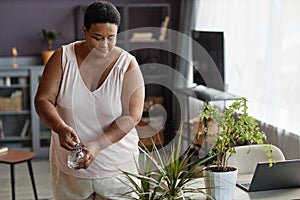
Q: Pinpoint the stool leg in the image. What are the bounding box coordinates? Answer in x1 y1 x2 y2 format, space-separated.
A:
10 163 15 200
27 160 38 200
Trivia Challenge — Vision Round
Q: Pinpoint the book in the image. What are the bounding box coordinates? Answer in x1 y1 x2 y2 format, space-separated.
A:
159 16 170 41
20 119 30 137
130 32 155 41
0 119 4 139
0 146 8 154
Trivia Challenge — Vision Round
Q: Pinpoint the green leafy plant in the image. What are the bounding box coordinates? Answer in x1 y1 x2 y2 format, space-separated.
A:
199 97 275 172
40 28 61 50
120 129 215 199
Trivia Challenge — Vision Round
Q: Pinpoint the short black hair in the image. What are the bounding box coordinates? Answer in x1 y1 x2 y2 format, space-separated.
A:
84 1 120 30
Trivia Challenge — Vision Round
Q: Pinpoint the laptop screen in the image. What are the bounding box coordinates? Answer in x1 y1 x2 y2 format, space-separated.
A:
237 159 300 192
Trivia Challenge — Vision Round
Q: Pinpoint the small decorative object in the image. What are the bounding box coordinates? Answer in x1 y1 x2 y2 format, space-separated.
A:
5 77 11 86
0 119 5 139
0 146 8 154
130 32 155 41
40 28 61 50
0 90 22 112
199 97 275 200
67 143 85 169
18 77 27 86
159 16 170 41
40 28 61 65
20 119 30 138
11 47 18 68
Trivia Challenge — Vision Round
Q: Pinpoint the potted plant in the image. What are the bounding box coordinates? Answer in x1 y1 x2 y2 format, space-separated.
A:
198 97 275 200
120 130 215 199
40 28 61 64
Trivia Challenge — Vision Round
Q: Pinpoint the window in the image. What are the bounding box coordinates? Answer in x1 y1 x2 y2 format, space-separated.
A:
195 0 300 135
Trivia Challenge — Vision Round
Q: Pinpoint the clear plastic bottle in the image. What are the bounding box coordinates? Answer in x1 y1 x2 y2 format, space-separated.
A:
67 143 85 169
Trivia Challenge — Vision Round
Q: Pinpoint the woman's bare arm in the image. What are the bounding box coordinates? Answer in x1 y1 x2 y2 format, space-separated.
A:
107 57 145 143
34 48 78 150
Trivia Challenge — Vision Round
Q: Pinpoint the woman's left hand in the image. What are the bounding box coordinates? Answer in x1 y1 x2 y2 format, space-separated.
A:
74 141 100 170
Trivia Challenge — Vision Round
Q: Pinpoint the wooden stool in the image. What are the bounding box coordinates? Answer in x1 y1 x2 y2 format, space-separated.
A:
0 149 38 200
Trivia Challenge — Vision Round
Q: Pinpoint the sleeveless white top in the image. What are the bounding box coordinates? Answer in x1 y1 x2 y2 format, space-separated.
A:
49 42 140 179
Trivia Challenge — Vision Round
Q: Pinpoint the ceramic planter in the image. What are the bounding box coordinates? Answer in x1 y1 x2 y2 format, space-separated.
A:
41 50 55 65
203 166 238 200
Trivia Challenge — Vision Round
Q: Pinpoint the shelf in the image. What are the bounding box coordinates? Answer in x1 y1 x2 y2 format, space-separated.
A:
0 84 29 89
142 75 168 81
128 40 170 49
40 136 51 140
0 70 29 77
129 39 169 44
0 110 30 115
130 40 162 43
0 136 30 142
40 130 51 138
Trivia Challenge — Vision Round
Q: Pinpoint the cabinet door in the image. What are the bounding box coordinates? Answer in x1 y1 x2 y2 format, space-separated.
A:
30 68 51 157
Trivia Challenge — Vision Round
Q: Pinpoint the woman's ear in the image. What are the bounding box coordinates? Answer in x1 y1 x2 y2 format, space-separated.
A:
82 26 88 39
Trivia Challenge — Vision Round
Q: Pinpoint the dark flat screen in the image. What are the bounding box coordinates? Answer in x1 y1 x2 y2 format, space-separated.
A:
191 30 224 91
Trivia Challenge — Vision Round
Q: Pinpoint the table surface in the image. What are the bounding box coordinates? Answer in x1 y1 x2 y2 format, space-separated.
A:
178 85 238 102
0 149 35 164
187 175 300 199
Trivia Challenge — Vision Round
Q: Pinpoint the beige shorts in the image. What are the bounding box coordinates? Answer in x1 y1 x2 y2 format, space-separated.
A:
51 164 138 200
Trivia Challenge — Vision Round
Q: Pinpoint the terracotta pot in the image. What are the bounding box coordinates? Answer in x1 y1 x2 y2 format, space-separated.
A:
41 50 55 65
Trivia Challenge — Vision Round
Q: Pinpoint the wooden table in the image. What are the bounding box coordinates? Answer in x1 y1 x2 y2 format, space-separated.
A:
0 149 38 200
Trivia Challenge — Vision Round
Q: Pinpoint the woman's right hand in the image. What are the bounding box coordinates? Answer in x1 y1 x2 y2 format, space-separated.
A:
56 124 79 151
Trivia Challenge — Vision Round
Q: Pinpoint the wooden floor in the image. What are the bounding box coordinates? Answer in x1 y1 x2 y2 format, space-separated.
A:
0 159 53 200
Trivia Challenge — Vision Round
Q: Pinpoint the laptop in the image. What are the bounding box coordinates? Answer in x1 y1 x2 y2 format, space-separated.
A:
236 159 300 192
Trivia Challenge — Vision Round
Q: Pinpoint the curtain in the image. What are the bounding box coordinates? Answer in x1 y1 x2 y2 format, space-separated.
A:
176 0 199 88
195 0 300 137
175 0 200 115
174 0 201 147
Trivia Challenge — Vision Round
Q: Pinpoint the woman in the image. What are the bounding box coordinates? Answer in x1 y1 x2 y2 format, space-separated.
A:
34 1 144 199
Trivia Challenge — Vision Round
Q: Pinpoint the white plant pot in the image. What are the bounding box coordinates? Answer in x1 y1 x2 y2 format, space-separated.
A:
204 166 238 200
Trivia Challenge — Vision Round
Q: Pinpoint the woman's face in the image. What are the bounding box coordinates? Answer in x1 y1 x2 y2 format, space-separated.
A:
83 23 118 57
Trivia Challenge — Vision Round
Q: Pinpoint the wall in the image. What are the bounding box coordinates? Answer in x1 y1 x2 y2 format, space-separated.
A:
0 0 180 57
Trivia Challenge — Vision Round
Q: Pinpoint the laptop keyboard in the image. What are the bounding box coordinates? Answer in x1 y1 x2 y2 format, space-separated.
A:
240 182 251 189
